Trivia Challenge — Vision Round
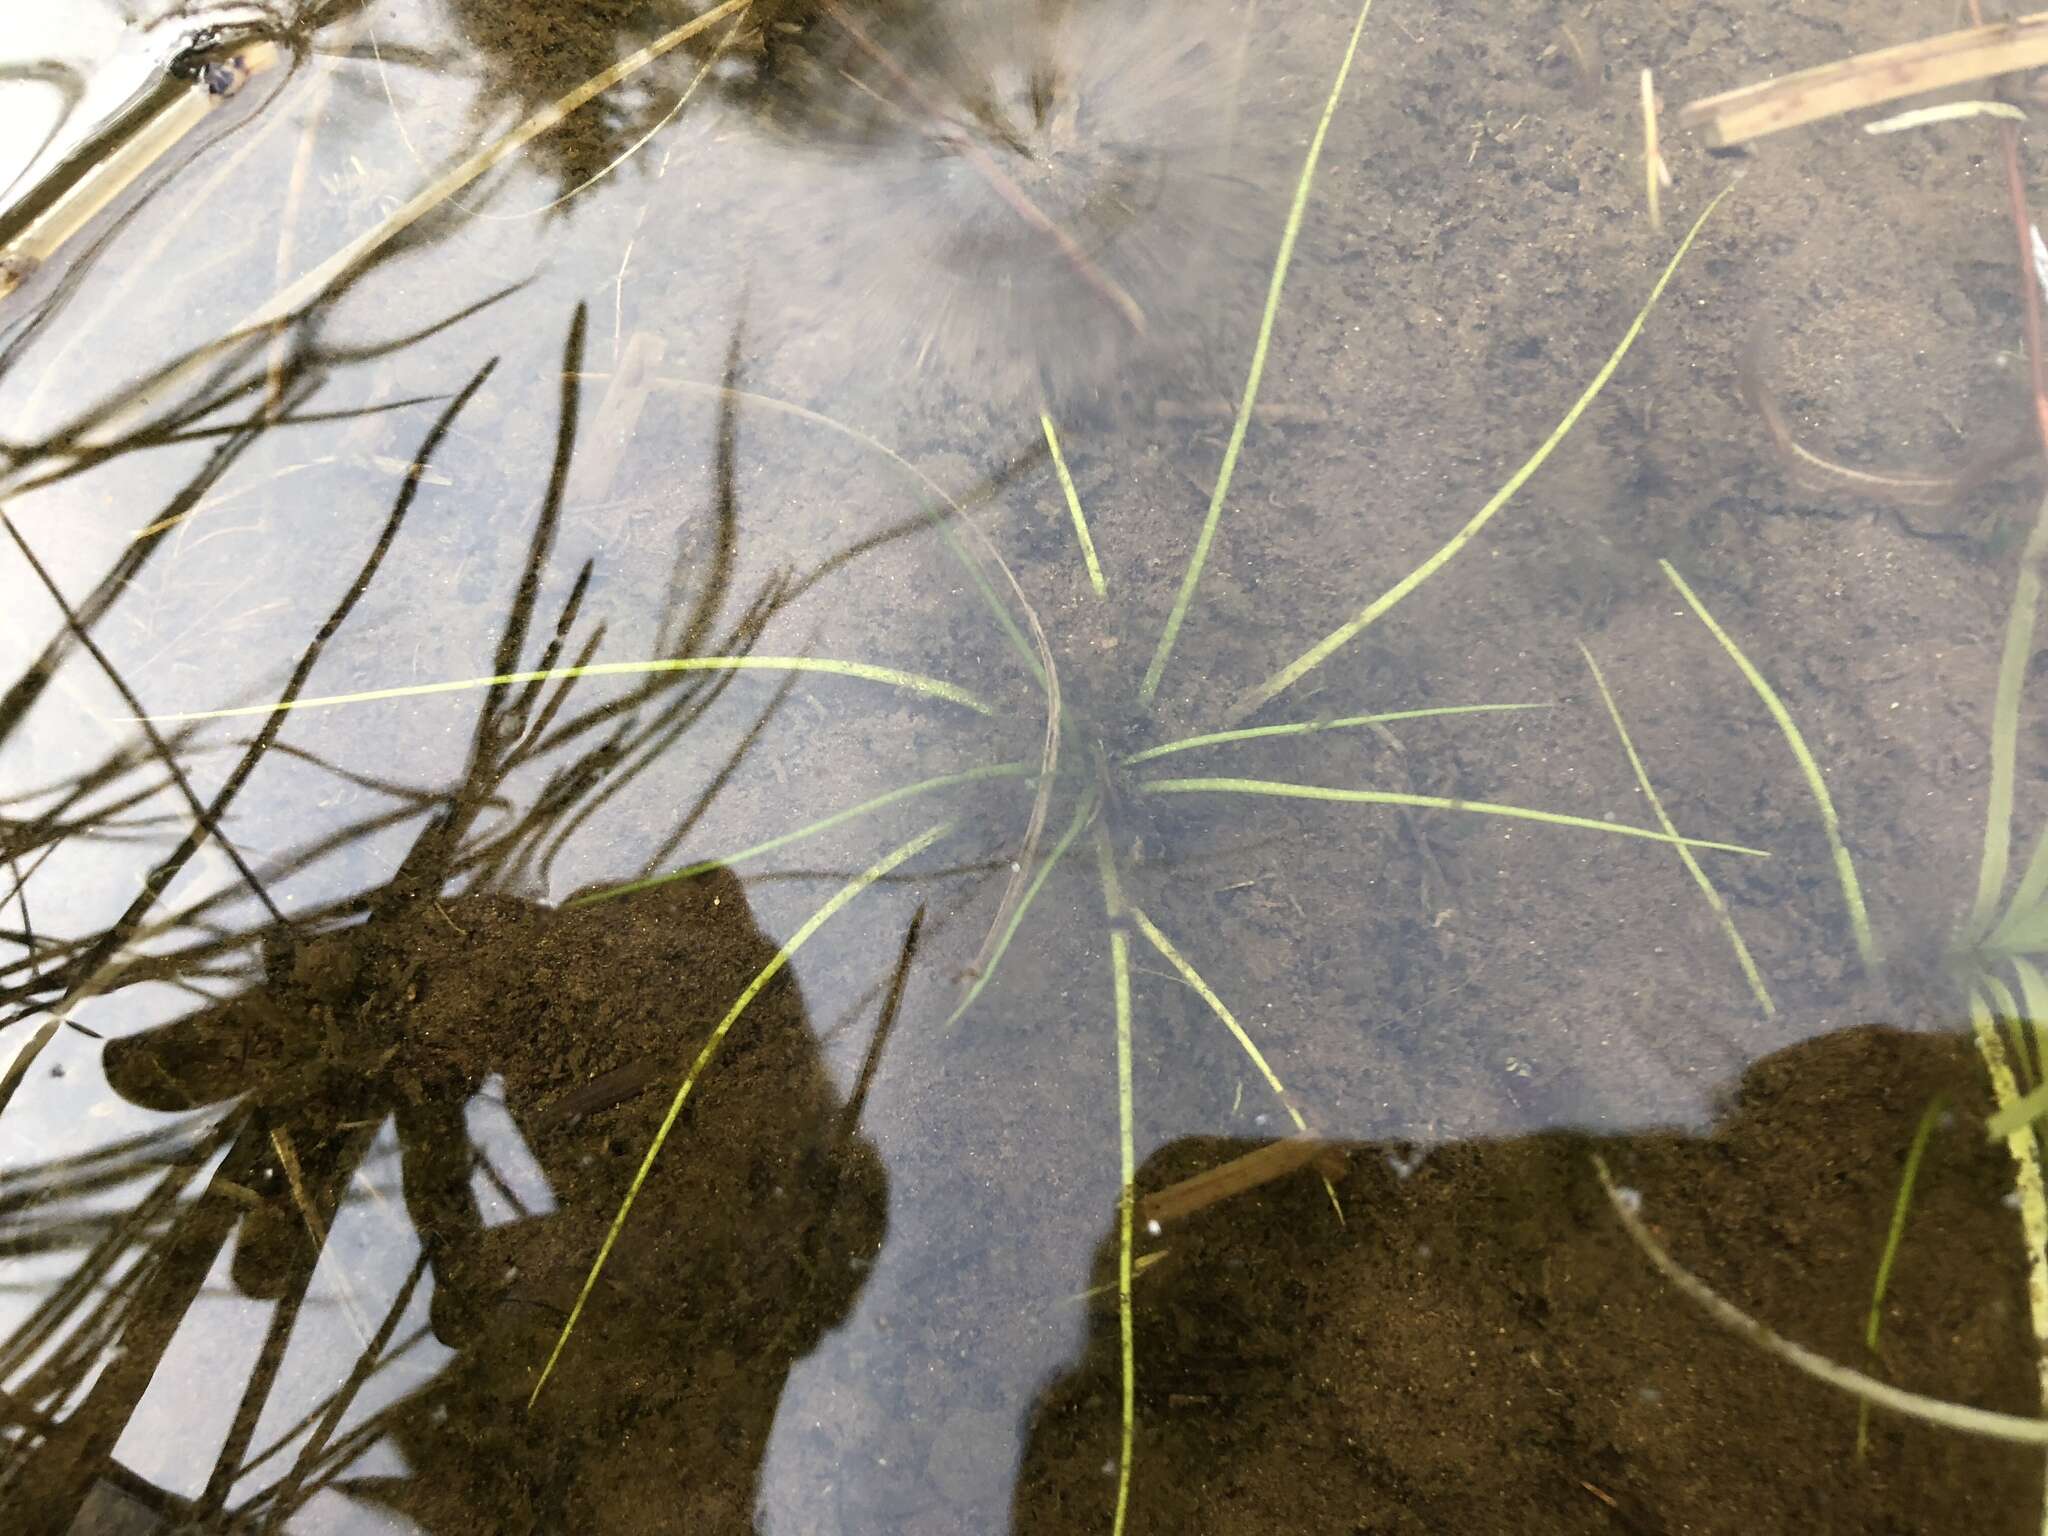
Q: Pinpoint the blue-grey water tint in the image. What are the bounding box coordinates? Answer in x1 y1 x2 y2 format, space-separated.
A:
1 2 2044 1531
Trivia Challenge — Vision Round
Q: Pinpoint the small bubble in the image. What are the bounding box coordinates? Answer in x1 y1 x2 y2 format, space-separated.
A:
1101 1460 1117 1476
1636 1386 1662 1405
1615 1186 1643 1216
1145 1218 1162 1237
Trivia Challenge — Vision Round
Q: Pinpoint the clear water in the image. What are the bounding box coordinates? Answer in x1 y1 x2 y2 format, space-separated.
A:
3 2 2046 1531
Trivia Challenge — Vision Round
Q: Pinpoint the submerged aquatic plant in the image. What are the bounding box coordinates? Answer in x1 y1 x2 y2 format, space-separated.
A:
0 3 1779 1531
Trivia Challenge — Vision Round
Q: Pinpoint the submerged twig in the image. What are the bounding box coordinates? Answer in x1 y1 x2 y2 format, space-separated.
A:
1596 1153 2048 1443
1677 10 2048 146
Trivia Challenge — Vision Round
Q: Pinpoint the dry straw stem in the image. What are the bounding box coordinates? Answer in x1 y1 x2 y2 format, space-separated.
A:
1640 68 1663 232
0 42 280 292
1578 642 1773 1018
1595 1153 2048 1444
1677 10 2048 146
73 0 755 447
122 656 993 723
1136 1134 1343 1227
1659 560 1881 971
1230 187 1731 724
1127 900 1346 1224
1866 100 2026 134
530 820 952 1409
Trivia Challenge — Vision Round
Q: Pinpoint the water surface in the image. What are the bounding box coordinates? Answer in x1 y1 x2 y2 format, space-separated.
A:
3 1 2046 1531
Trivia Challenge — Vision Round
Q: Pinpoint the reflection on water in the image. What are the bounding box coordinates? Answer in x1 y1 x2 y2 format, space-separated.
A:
6 0 2048 1531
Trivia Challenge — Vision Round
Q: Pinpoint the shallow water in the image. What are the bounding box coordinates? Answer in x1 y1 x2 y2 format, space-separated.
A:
4 0 2048 1531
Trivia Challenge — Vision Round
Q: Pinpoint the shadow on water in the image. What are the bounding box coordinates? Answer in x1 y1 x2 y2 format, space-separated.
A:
29 869 891 1535
17 0 2048 1532
1014 1022 2042 1536
0 299 900 1530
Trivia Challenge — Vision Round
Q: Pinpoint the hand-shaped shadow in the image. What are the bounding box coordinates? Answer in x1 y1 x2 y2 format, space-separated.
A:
101 867 890 1533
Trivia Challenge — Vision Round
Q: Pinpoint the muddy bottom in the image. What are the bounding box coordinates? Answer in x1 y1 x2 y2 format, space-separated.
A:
1021 1024 2040 1536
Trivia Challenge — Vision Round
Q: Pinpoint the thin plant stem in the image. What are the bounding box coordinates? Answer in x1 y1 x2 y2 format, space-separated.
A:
1137 776 1768 856
1659 559 1880 969
70 0 758 454
1986 972 2038 1098
1127 906 1304 1132
1857 1093 1946 1458
1579 642 1773 1017
529 820 953 1407
1141 0 1377 706
1111 924 1136 1536
2013 956 2048 1092
1974 486 2048 947
1127 903 1342 1222
1124 701 1548 767
1042 414 1106 596
947 786 1098 1028
1231 187 1732 723
572 762 1032 908
1094 829 1137 1536
123 656 993 724
651 376 1043 682
1970 982 2048 1533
